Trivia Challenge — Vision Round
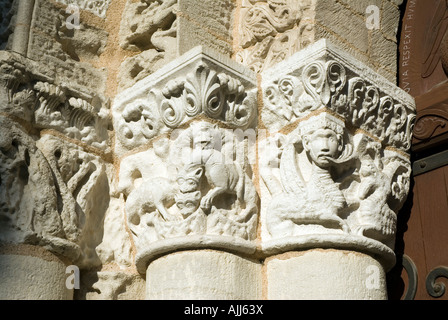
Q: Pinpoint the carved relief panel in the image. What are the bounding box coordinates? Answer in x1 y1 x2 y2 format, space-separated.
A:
112 47 259 273
236 0 314 73
118 0 235 91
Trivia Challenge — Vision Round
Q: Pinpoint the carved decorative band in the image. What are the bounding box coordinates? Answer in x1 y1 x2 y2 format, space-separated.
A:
263 58 415 151
158 62 256 129
0 56 109 150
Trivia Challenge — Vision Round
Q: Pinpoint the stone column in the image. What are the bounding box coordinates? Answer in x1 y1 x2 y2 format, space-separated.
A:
113 47 262 299
0 51 110 299
0 245 72 300
258 39 415 299
10 0 35 55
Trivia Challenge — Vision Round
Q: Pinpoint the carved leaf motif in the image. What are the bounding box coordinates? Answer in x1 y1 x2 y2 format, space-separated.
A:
264 76 300 120
327 61 347 110
159 63 256 129
160 95 186 128
302 61 327 109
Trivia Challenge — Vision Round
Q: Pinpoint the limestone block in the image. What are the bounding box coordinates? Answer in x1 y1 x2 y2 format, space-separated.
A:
259 40 415 271
0 245 73 300
177 0 234 56
27 0 107 96
315 0 369 54
266 249 387 300
146 250 262 300
380 0 402 42
236 0 401 82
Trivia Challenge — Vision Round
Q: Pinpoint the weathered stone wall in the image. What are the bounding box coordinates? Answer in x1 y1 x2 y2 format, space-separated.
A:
0 0 413 300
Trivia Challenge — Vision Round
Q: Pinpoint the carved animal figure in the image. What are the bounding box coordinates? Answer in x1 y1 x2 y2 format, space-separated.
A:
125 163 204 231
190 122 258 222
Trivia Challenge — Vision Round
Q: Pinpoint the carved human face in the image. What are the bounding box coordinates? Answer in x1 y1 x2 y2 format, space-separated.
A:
303 128 342 168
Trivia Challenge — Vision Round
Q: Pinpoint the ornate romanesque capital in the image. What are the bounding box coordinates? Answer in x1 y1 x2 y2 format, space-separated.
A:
112 47 259 274
0 51 111 267
259 40 416 271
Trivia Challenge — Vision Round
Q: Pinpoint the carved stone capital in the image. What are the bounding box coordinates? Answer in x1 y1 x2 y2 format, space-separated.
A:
0 117 107 263
112 47 259 273
0 52 111 266
259 40 416 271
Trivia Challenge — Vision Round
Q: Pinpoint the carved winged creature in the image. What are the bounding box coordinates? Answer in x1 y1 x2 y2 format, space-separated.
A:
267 114 353 237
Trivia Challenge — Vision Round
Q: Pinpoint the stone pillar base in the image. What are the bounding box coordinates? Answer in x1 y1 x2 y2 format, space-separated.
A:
265 249 387 300
146 250 262 300
0 245 73 300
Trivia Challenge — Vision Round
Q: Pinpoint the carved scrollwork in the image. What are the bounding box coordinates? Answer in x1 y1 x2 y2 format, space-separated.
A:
263 57 415 151
158 62 257 129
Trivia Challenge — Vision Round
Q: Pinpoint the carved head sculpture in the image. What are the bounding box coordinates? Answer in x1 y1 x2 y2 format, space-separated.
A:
175 191 202 218
176 163 204 194
175 163 204 218
299 113 347 168
190 122 222 151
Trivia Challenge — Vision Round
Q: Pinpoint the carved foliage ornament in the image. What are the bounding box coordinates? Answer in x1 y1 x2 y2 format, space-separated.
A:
116 61 257 151
412 103 448 142
159 62 256 129
264 59 416 151
0 57 110 150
